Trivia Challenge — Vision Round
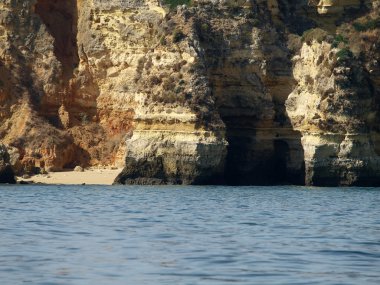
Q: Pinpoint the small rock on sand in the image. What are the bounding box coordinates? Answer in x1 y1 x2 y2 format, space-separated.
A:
74 166 84 172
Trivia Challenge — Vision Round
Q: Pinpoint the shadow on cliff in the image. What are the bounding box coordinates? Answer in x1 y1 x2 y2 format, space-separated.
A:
30 0 94 169
192 3 306 186
222 117 305 186
35 0 79 81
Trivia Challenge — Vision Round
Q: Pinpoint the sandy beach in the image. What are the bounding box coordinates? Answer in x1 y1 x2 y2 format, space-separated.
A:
17 168 123 185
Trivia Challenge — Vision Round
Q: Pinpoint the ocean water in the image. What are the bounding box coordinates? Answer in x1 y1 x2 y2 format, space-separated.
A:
0 185 379 285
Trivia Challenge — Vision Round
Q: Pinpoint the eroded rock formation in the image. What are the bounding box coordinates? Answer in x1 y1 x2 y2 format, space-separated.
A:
0 144 16 184
286 42 380 186
0 0 379 185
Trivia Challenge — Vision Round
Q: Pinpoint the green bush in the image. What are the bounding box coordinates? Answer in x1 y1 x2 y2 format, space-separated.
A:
336 48 353 63
173 30 185 43
175 86 184 94
200 23 210 33
332 34 348 48
353 22 366 32
163 0 191 9
353 18 380 32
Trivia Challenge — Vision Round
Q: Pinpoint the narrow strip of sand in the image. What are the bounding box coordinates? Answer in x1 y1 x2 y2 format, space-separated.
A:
17 168 123 185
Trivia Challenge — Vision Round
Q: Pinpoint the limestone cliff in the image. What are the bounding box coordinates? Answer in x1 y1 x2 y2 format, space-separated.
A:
288 1 380 186
0 0 379 186
77 0 228 184
286 42 380 186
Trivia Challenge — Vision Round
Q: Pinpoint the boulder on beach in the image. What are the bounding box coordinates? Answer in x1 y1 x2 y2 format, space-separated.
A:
74 166 84 172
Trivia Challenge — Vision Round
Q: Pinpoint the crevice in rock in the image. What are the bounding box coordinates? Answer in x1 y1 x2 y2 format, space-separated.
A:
276 0 317 35
196 5 305 185
34 0 79 80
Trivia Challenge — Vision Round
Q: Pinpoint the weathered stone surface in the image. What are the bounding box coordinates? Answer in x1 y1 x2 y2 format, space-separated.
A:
114 127 227 184
74 165 84 172
0 144 16 184
76 0 229 184
0 0 379 185
286 41 380 186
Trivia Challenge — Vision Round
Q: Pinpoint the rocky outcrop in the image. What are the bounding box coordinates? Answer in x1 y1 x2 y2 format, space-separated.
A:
0 144 16 184
115 0 380 186
114 127 227 185
0 0 84 173
0 0 379 186
79 1 228 184
192 2 305 184
286 42 380 186
115 1 306 185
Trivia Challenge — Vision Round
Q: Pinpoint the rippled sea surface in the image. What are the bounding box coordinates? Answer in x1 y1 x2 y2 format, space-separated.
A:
0 185 380 285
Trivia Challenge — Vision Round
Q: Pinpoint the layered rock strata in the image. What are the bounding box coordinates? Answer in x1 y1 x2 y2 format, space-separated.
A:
79 0 228 184
117 1 306 185
193 2 305 184
286 42 380 186
0 0 379 186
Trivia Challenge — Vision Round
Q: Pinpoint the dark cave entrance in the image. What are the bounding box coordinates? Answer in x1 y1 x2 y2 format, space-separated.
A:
223 127 305 186
273 139 290 183
34 0 79 80
191 6 309 185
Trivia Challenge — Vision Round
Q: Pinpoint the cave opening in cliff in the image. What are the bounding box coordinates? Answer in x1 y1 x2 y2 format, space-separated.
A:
273 139 289 183
34 0 79 80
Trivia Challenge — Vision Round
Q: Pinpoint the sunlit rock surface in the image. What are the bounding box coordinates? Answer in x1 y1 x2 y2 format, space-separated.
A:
0 0 379 185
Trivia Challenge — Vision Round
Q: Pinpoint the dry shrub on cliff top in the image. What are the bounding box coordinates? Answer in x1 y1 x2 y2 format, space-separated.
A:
353 17 380 32
148 75 162 87
162 77 176 91
301 28 329 44
336 12 380 58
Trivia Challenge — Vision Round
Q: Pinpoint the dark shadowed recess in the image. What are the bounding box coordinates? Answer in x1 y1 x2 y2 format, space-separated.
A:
33 0 78 127
195 5 305 186
276 0 317 35
34 0 79 80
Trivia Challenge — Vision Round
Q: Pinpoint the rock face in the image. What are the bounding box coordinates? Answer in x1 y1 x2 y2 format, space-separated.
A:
193 2 306 185
0 0 379 185
286 42 380 186
116 0 306 185
0 144 16 184
114 129 227 185
78 0 228 184
0 0 84 173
